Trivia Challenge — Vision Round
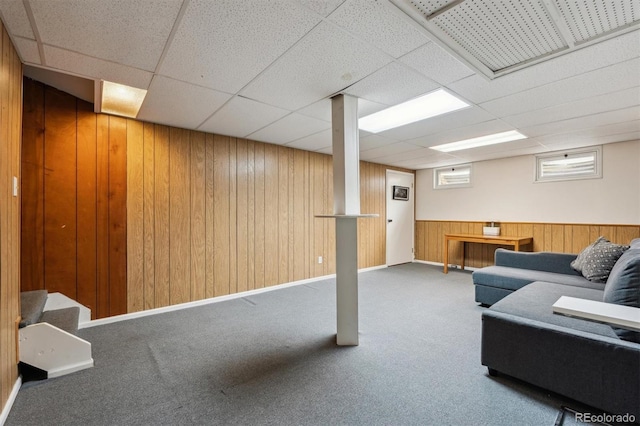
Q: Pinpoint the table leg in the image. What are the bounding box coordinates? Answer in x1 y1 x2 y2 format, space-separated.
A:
461 242 465 270
443 236 449 274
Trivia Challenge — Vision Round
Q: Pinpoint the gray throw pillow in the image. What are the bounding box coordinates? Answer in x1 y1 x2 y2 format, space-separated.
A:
603 248 640 343
570 236 605 273
580 238 629 283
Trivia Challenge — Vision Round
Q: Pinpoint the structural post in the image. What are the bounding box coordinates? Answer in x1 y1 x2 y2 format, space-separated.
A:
332 94 360 346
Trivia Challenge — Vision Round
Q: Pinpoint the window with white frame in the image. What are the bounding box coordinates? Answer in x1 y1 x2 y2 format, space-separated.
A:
433 163 472 189
535 146 602 183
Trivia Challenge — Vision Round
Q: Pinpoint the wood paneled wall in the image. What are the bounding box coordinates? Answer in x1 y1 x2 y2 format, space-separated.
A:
21 78 409 318
0 24 23 417
415 220 640 268
21 79 128 318
126 126 400 312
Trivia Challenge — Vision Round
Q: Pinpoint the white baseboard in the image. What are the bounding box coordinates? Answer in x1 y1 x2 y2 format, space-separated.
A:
412 259 479 272
82 264 388 329
0 376 21 426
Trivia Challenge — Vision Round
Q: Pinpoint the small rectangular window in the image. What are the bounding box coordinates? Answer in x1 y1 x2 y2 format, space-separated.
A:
433 163 472 189
535 146 602 183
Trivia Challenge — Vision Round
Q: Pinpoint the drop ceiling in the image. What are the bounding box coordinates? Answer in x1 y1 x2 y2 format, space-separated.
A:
1 0 639 170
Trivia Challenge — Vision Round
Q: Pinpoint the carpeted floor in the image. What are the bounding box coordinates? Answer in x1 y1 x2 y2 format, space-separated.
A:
7 263 600 425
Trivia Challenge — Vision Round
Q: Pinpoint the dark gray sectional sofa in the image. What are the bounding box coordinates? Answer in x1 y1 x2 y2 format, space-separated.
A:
475 238 640 421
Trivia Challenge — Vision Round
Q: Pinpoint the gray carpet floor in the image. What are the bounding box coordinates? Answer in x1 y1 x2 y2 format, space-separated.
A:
7 263 599 425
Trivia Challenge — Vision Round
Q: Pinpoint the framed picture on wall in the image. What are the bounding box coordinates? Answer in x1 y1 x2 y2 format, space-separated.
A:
392 185 409 201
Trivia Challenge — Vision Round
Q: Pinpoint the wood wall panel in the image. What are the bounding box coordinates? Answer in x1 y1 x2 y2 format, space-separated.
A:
415 220 640 267
0 22 22 416
21 79 128 319
21 79 411 323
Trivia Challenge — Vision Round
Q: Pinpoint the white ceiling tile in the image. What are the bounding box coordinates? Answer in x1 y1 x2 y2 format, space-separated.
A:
391 152 459 169
502 87 640 129
0 0 34 38
13 37 40 64
360 141 421 160
286 129 332 151
358 98 389 115
241 21 392 110
380 106 495 141
454 145 547 163
480 58 640 117
248 113 330 145
521 106 640 138
43 46 153 89
359 133 400 151
30 0 180 71
344 62 440 105
536 131 640 151
370 147 436 163
448 30 640 104
400 42 475 85
199 96 290 138
297 0 345 17
297 99 332 122
137 76 232 130
159 0 321 94
408 119 514 148
328 0 429 58
316 146 333 155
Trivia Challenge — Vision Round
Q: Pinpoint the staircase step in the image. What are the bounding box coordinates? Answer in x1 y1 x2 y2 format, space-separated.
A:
39 307 80 335
20 290 48 328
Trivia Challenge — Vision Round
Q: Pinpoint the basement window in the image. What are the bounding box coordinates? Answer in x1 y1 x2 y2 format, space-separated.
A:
433 163 472 189
535 146 602 183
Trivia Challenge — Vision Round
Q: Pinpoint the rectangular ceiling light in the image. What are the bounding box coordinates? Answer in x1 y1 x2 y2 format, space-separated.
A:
430 130 527 152
358 89 469 133
96 80 147 118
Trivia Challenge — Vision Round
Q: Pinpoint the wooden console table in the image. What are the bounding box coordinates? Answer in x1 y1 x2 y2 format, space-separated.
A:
443 233 533 274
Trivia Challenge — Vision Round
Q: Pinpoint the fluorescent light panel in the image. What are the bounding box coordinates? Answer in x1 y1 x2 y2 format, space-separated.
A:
358 89 469 133
430 130 527 152
100 80 147 118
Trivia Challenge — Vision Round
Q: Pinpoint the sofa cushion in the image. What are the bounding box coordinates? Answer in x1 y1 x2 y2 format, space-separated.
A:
603 248 640 342
472 265 604 292
580 238 629 283
489 281 619 339
571 236 605 273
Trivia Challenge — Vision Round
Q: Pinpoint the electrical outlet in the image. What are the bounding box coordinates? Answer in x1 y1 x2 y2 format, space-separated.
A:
318 256 323 264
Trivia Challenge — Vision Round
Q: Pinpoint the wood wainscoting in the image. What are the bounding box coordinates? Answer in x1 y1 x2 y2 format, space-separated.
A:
21 78 412 319
415 220 640 269
0 22 23 418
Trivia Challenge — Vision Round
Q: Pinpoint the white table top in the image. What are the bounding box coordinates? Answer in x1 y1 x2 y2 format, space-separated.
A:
552 296 640 332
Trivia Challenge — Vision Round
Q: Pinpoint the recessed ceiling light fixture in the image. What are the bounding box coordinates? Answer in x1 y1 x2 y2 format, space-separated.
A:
358 89 469 133
95 80 147 118
430 130 527 152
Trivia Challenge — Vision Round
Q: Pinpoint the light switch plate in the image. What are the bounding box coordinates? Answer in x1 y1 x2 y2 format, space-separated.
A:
12 176 18 197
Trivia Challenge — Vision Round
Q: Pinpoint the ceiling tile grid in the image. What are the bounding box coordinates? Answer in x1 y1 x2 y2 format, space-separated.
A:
13 37 40 64
479 57 640 117
198 96 290 138
247 112 330 145
43 45 154 89
327 0 430 58
0 0 34 39
30 0 181 71
240 21 392 110
159 0 322 94
137 76 233 130
399 41 475 85
344 61 440 106
285 129 332 152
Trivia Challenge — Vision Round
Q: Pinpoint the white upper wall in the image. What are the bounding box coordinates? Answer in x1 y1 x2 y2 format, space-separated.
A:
415 140 640 224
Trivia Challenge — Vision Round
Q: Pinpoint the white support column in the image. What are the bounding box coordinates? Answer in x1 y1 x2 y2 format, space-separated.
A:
332 94 360 346
332 95 360 216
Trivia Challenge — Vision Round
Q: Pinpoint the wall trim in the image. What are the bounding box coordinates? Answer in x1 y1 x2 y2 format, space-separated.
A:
1 376 22 426
412 259 479 272
81 264 388 329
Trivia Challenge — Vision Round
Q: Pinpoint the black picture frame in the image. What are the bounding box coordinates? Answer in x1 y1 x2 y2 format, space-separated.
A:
392 185 409 201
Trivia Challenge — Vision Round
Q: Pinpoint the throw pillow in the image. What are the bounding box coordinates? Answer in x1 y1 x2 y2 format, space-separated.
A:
603 248 640 343
570 236 605 273
580 238 629 283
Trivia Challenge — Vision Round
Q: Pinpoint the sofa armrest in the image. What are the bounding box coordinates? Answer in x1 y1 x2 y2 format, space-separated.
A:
494 248 580 275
